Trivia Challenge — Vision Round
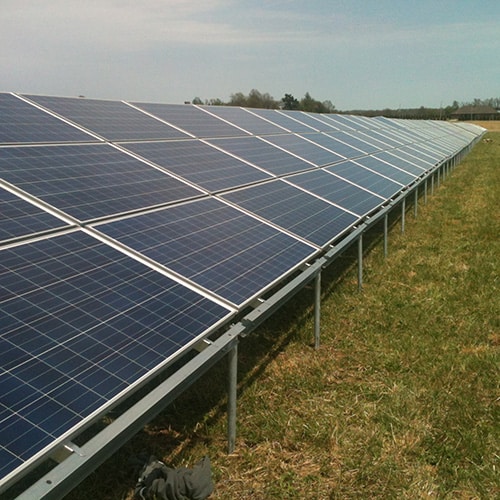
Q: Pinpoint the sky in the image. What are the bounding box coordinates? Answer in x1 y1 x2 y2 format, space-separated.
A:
1 0 499 110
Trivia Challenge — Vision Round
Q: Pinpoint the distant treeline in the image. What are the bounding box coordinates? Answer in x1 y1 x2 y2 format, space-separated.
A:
190 91 500 120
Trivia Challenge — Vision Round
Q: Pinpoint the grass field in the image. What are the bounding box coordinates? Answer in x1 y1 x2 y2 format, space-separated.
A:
71 132 499 499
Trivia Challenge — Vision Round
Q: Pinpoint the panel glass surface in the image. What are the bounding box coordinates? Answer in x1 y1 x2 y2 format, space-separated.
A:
278 110 338 132
303 133 366 159
286 170 384 216
208 136 313 176
325 131 381 154
0 231 230 481
122 140 271 192
354 156 417 185
131 102 244 138
386 148 433 170
373 151 426 176
325 161 403 198
203 106 287 135
0 187 69 243
98 198 316 305
0 93 96 144
221 180 358 247
263 134 344 166
249 109 315 133
357 129 405 148
322 114 357 131
0 144 201 221
24 95 189 141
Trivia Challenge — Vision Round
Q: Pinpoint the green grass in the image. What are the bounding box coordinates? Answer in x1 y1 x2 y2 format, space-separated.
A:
70 134 499 499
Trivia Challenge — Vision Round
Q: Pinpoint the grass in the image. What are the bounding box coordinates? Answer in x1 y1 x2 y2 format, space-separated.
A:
69 133 499 499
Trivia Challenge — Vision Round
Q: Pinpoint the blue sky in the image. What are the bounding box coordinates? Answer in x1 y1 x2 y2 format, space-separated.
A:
1 0 499 110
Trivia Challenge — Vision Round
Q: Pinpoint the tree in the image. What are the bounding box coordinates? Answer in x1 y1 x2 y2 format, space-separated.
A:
282 93 300 110
192 97 203 105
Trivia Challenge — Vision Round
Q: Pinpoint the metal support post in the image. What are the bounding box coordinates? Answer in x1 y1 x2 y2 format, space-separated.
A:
431 173 434 195
414 187 418 218
401 197 406 233
383 213 388 259
437 167 441 187
358 234 363 291
314 271 321 350
227 343 238 454
424 179 428 205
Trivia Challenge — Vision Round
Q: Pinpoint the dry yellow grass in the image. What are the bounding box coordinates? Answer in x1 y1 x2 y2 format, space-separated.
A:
468 120 500 131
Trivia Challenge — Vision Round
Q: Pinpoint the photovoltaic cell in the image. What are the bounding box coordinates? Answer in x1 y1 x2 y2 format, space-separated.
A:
0 93 96 144
390 148 434 170
0 230 231 481
0 187 69 243
354 156 417 185
24 95 189 141
221 180 358 247
325 161 403 198
131 102 245 138
121 140 271 192
248 109 316 133
203 106 287 135
373 151 426 176
286 170 384 216
304 132 366 159
0 144 201 222
326 131 382 154
263 134 344 166
97 198 316 305
207 136 313 176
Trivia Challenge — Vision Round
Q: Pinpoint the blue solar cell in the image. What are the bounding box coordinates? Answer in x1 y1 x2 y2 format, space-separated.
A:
353 156 417 185
24 95 189 141
221 180 357 247
286 170 384 216
357 129 404 148
98 198 316 305
131 102 244 138
121 140 271 192
278 110 336 132
383 148 433 170
0 231 231 480
0 186 69 243
0 93 96 144
208 136 313 176
248 109 315 133
0 144 201 221
374 151 426 176
326 131 382 154
322 114 357 131
325 161 403 198
303 133 366 159
202 106 287 135
263 134 344 166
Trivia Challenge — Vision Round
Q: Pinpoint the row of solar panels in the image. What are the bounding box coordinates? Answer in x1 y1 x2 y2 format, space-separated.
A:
0 92 484 490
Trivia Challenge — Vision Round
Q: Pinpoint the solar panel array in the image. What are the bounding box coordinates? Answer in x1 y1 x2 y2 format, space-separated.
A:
0 92 484 491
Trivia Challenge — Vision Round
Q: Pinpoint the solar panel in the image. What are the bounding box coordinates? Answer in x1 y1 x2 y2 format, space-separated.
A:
322 114 357 131
353 156 417 185
325 131 382 155
0 186 70 243
0 144 202 222
131 102 245 138
277 110 327 131
373 151 426 176
0 93 96 145
248 109 316 133
286 170 384 216
121 139 271 192
24 95 189 141
207 136 313 176
221 180 358 247
202 106 287 135
387 148 433 170
325 161 403 198
0 230 231 481
263 134 345 166
97 198 316 306
304 132 366 159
